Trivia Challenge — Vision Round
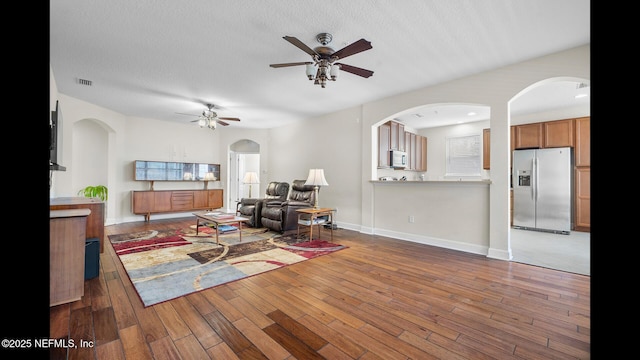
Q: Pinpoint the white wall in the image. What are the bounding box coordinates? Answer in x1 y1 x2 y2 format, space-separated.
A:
49 44 590 260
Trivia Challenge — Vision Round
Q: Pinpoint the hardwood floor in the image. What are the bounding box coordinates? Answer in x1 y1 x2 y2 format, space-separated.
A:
49 217 590 359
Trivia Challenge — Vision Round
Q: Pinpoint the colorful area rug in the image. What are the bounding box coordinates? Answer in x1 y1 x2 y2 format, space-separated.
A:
108 224 347 307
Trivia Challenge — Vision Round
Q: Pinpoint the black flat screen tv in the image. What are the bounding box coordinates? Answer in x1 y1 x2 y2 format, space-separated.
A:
50 100 66 171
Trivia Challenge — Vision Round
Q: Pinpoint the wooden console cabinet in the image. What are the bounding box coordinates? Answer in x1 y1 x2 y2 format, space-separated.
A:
132 189 223 221
50 197 105 253
50 209 90 306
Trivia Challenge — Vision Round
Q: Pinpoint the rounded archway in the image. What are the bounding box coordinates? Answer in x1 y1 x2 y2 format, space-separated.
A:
371 102 491 181
507 77 590 274
229 139 261 211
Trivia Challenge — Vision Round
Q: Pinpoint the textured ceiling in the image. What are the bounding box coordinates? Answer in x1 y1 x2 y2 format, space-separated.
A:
50 0 590 130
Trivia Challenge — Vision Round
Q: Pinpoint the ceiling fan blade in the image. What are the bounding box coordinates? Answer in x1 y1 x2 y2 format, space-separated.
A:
216 120 230 126
335 63 374 78
176 112 200 117
270 62 313 68
218 117 240 121
190 119 201 122
283 36 317 56
331 39 372 60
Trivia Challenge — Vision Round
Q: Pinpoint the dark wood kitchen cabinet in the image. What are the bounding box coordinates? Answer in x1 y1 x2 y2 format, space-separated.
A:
50 197 105 253
50 209 90 306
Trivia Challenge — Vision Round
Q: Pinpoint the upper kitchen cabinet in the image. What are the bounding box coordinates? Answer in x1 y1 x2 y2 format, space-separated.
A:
389 121 405 151
404 132 426 172
513 119 575 150
378 123 391 167
543 118 574 148
416 135 427 171
377 121 426 171
574 117 590 167
378 120 406 167
514 123 543 149
405 131 414 170
483 128 490 169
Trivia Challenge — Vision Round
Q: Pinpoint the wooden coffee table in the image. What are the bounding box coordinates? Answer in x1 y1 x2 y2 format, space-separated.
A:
193 211 250 244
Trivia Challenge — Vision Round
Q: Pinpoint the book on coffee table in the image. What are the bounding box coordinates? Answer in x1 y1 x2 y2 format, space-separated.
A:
298 215 329 226
216 224 238 233
204 212 235 220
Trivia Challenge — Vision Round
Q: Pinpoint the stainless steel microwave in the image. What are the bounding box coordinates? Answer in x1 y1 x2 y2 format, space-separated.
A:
389 150 407 168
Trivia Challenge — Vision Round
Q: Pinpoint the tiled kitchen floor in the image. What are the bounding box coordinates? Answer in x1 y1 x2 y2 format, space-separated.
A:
510 228 590 275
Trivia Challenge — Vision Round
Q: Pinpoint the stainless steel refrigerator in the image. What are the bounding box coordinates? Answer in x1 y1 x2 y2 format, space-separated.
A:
512 147 573 234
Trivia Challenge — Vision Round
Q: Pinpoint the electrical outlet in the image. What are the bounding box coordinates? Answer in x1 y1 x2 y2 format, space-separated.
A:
409 215 415 223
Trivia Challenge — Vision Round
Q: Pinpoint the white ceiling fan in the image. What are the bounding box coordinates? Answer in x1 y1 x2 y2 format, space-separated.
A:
176 103 241 130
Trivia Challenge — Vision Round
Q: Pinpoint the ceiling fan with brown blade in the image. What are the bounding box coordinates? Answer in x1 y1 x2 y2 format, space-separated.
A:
176 103 240 130
270 33 373 88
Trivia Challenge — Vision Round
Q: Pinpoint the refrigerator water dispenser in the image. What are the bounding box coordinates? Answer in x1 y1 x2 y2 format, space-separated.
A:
518 171 530 187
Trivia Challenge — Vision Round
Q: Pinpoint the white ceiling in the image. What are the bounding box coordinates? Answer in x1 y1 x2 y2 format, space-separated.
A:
50 0 590 130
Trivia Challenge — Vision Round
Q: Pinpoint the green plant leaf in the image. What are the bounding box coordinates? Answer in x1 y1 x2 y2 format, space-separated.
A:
78 185 108 201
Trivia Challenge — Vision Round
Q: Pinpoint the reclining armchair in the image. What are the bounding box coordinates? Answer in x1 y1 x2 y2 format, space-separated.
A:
260 179 317 233
236 181 289 227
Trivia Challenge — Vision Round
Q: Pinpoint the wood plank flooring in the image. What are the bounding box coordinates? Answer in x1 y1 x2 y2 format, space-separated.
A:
49 217 590 359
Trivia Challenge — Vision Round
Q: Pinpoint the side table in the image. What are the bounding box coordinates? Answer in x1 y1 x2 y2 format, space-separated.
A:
296 207 335 241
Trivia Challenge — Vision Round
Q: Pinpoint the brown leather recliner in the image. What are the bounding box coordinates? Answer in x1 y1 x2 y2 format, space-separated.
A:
236 181 289 227
260 179 316 233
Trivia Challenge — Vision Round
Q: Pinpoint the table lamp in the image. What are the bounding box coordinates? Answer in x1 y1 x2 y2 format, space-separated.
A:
243 172 259 198
203 172 216 189
304 169 329 209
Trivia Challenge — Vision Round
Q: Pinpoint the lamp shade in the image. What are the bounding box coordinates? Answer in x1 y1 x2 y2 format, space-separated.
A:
243 172 259 184
330 64 339 79
305 169 329 186
204 172 216 181
306 63 316 79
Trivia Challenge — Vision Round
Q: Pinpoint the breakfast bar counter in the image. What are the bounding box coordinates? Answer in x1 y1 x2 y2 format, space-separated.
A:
369 178 491 252
370 179 492 185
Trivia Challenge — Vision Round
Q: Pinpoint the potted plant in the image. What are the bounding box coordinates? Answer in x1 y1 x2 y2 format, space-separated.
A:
78 185 108 201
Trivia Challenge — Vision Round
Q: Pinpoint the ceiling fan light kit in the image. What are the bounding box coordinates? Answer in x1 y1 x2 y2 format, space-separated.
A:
270 32 373 88
178 103 241 130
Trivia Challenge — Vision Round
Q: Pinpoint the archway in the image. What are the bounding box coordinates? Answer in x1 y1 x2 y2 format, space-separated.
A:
371 102 491 181
508 77 590 274
229 139 260 212
72 118 115 223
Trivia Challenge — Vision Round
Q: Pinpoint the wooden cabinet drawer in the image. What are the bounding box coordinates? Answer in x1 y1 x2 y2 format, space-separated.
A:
171 191 194 210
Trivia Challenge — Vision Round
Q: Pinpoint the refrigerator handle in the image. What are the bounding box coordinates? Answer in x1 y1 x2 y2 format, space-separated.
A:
533 156 539 200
